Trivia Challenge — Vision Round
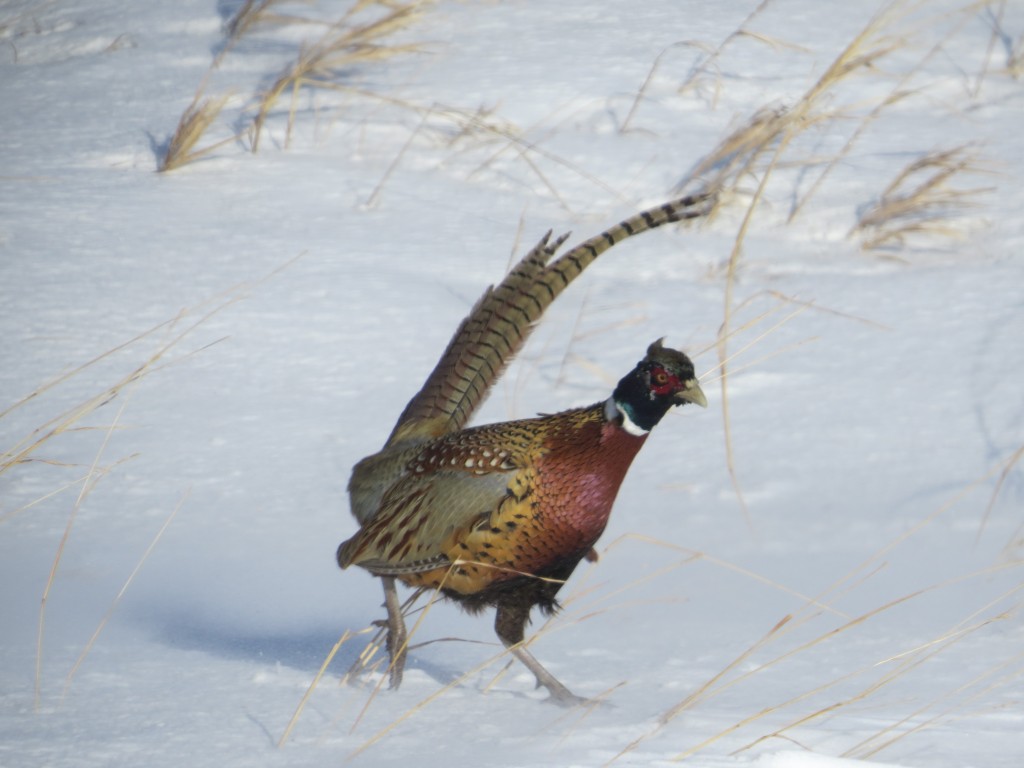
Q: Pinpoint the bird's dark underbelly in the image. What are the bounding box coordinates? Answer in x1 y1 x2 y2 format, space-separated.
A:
440 546 589 615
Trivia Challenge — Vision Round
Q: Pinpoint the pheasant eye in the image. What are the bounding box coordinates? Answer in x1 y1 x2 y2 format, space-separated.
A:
652 369 669 385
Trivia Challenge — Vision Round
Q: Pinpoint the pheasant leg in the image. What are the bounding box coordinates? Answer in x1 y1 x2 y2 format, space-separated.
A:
495 602 585 706
507 643 586 706
381 576 408 689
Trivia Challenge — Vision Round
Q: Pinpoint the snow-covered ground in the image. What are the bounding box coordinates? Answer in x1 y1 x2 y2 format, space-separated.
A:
1 1 1021 766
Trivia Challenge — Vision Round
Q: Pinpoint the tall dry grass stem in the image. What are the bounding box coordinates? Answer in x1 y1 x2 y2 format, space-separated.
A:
18 256 302 709
620 0 778 131
602 451 1024 765
61 489 190 701
159 92 234 172
279 628 356 747
35 383 136 710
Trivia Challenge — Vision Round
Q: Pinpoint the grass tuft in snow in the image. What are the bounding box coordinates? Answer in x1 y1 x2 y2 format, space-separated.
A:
852 145 993 253
249 0 428 152
159 91 235 172
158 0 430 169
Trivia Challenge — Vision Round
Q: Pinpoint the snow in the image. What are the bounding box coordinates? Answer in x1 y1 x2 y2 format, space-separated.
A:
1 0 1021 766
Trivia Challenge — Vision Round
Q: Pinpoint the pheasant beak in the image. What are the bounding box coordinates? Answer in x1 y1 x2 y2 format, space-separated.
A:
675 378 708 408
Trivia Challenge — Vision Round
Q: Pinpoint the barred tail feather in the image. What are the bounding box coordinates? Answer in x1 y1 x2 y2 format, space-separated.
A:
386 192 713 445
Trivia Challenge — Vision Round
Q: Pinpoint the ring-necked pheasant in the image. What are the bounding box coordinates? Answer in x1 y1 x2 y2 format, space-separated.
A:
337 192 713 704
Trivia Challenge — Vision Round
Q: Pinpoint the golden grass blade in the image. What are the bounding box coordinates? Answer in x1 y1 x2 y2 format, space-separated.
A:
604 615 794 766
849 648 1024 760
620 41 696 133
675 0 775 108
462 103 625 204
249 2 427 153
226 0 316 42
602 447 1021 764
975 443 1024 545
341 587 425 685
732 580 1022 760
159 92 234 172
35 368 139 710
0 473 87 526
1 320 185 472
810 455 1014 618
278 628 353 747
714 129 786 529
565 533 852 622
364 108 431 208
348 569 454 733
347 597 616 760
853 145 993 251
61 489 190 701
789 3 987 224
347 643 509 759
699 336 818 387
22 256 299 710
9 312 232 481
670 579 992 761
703 303 811 379
0 312 178 425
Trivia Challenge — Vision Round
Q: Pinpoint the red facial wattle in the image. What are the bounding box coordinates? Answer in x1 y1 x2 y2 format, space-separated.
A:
649 366 681 397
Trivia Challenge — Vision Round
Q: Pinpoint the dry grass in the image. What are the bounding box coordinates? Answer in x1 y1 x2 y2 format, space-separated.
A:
158 91 234 172
1010 34 1024 78
3 314 219 482
162 0 619 205
158 0 615 207
8 258 301 709
620 0 791 130
852 145 993 252
672 0 994 225
61 490 189 701
158 0 429 170
649 0 998 531
15 305 230 707
599 446 1024 764
225 0 316 42
977 0 1024 85
457 104 629 214
678 2 914 203
248 1 427 151
161 1 324 172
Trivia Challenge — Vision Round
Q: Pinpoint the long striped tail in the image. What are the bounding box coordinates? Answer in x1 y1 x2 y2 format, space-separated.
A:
386 191 714 445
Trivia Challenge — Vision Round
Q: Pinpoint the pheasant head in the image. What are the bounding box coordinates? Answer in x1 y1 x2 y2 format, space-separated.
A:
606 338 707 436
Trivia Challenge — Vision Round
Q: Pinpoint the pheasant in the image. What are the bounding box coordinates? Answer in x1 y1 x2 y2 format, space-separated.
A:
337 192 712 704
